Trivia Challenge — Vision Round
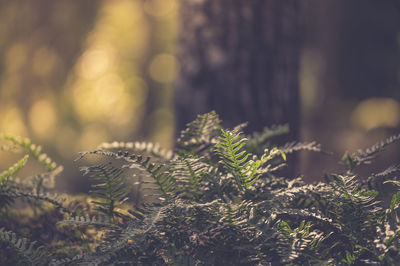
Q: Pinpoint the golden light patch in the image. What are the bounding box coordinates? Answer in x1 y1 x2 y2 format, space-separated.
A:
79 46 115 79
143 0 177 17
67 0 150 135
149 53 178 83
72 73 138 127
29 99 57 138
0 105 27 136
351 98 400 131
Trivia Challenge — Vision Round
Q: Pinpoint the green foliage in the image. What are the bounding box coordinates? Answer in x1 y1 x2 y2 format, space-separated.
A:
79 163 130 218
0 227 49 265
2 111 400 265
0 135 65 212
0 154 29 186
342 133 400 172
0 134 58 171
214 128 284 189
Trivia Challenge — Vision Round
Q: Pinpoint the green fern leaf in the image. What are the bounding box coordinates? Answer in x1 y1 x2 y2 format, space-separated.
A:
97 141 175 161
0 228 49 265
80 163 130 218
0 134 57 171
215 129 284 189
169 156 209 200
177 111 221 155
0 154 29 185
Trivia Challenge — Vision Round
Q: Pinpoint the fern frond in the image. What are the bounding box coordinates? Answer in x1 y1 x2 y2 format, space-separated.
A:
1 189 75 214
7 165 63 193
0 154 29 185
374 164 400 178
356 133 400 164
169 156 209 200
0 134 57 171
177 111 221 153
49 252 85 266
325 174 379 207
277 220 327 263
97 141 175 161
342 133 400 171
0 144 18 152
374 221 400 264
246 124 289 153
272 208 339 231
0 227 49 265
80 163 130 218
78 204 168 265
215 129 284 189
363 164 400 194
215 129 253 189
279 141 326 154
59 215 118 228
76 150 175 199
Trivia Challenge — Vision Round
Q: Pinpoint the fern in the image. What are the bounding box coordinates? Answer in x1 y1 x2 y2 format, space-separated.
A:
77 150 176 200
168 156 209 200
0 134 64 215
246 124 289 154
2 112 400 265
79 162 130 218
97 141 175 161
176 111 221 155
342 133 400 171
279 141 326 155
59 215 117 228
0 228 49 265
215 128 284 189
0 134 57 171
0 154 29 185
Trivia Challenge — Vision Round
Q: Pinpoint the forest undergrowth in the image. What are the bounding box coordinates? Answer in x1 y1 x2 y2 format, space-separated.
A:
1 111 400 265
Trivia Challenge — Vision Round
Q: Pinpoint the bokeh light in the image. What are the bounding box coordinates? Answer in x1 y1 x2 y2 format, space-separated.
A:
351 98 400 131
0 104 27 136
149 53 178 83
143 0 177 17
0 0 177 192
29 98 57 138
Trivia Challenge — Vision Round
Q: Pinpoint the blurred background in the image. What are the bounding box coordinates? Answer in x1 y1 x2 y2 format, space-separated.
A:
0 0 399 192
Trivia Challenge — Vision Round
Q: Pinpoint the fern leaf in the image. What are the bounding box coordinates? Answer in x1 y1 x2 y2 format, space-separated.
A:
59 215 118 229
357 133 400 163
0 154 29 185
49 252 85 266
97 141 174 161
0 134 57 171
342 133 400 171
177 111 221 153
279 141 326 154
246 124 289 153
80 163 130 218
1 189 75 214
76 150 175 199
215 129 284 189
169 156 210 200
363 164 400 193
0 228 49 265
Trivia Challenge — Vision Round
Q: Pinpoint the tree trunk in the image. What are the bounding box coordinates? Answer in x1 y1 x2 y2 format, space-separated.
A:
175 0 301 144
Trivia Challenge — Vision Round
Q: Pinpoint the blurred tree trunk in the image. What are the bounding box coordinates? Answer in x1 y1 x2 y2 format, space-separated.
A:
175 0 302 177
175 1 301 141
